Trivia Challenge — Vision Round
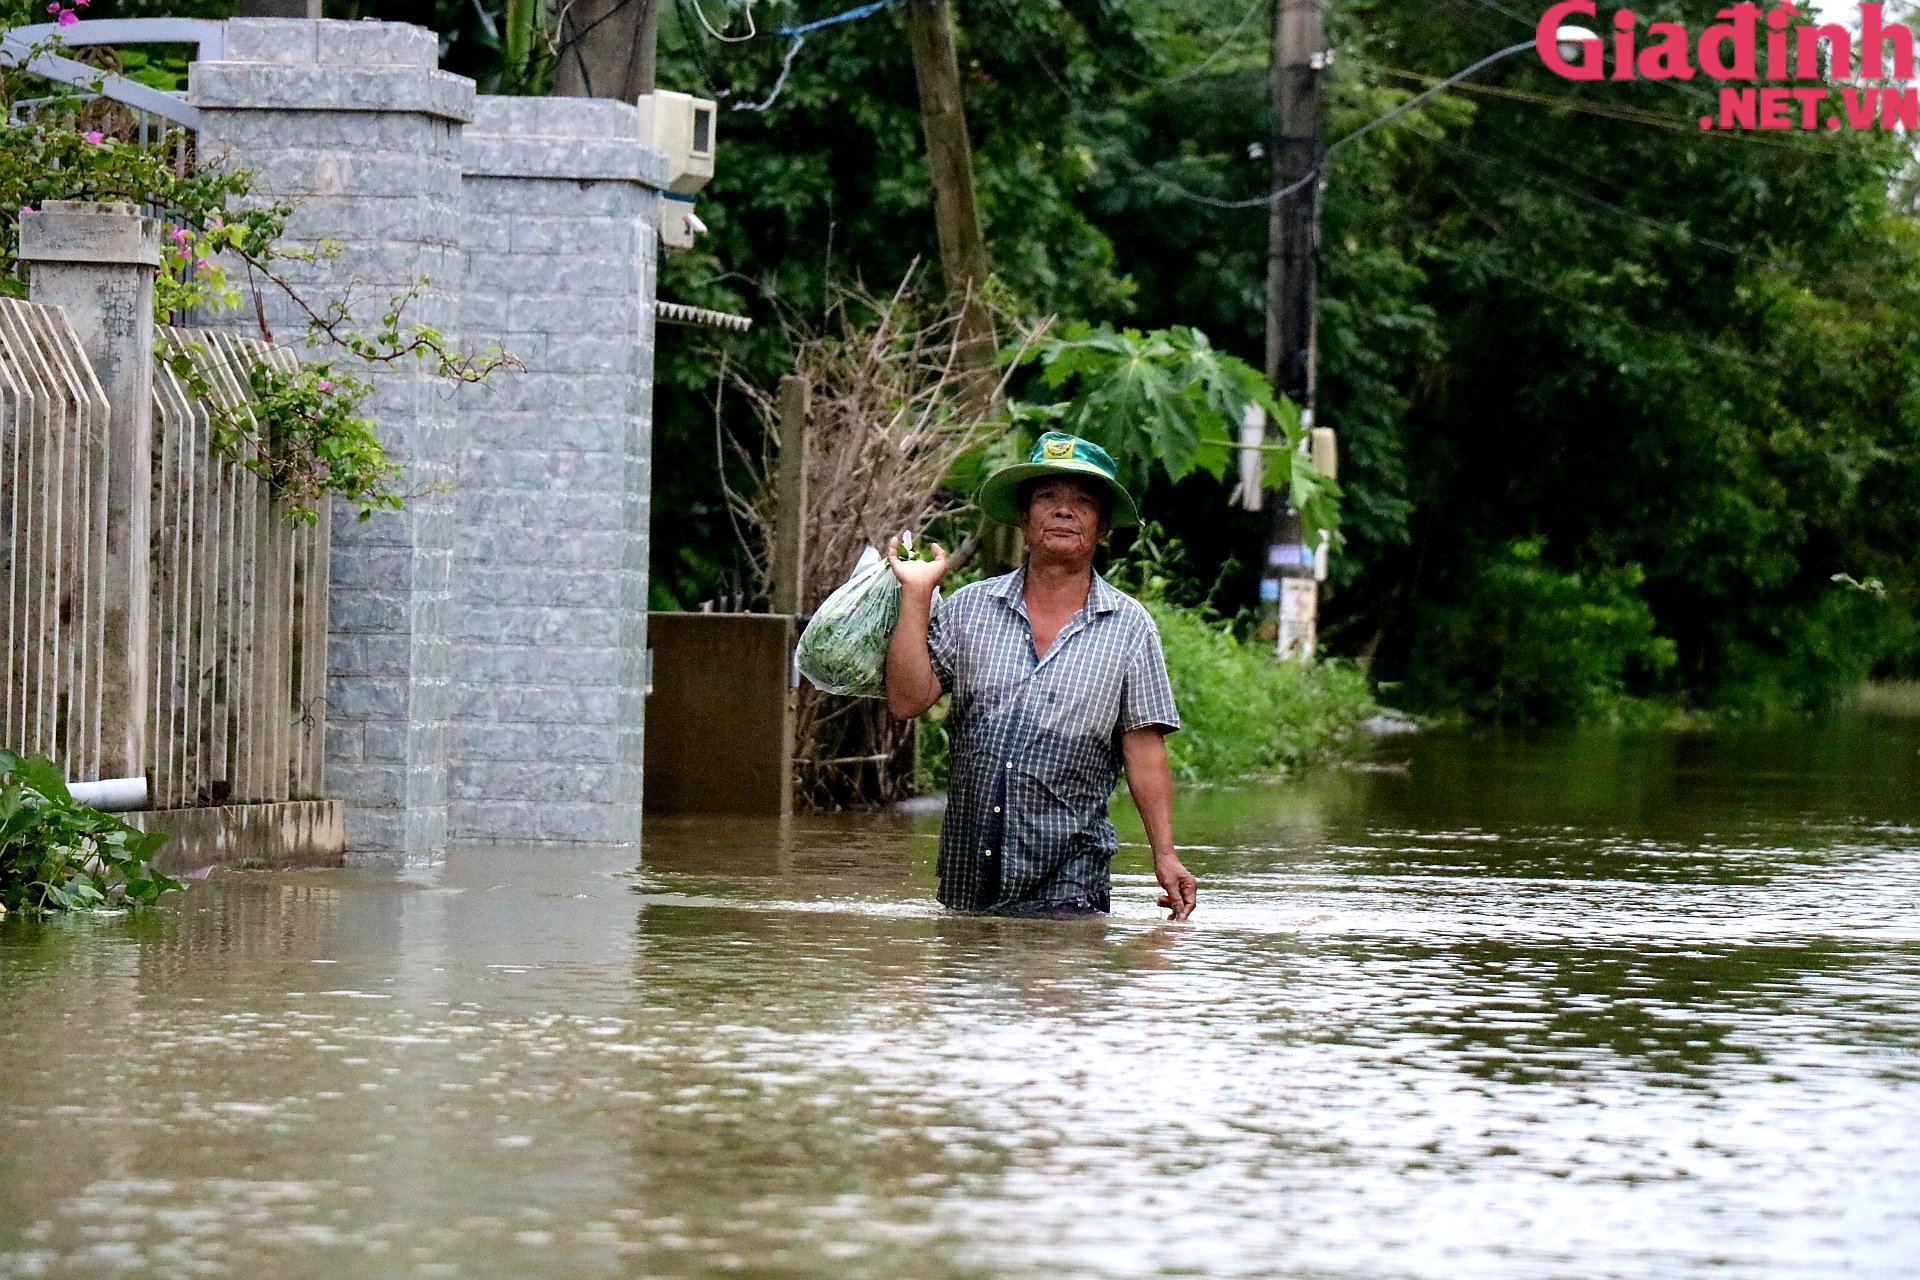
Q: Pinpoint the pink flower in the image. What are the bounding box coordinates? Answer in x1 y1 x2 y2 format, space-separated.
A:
192 258 209 274
46 3 59 13
57 9 79 26
169 226 188 244
82 130 103 145
316 380 333 392
18 206 32 217
77 0 90 7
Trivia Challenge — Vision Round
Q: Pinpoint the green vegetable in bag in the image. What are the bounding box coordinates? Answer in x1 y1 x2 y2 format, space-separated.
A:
796 533 935 698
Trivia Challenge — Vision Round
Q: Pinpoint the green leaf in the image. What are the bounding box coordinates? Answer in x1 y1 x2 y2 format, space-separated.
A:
11 756 69 803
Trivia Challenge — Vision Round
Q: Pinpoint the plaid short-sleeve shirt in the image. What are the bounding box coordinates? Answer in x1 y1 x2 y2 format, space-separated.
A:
926 566 1179 913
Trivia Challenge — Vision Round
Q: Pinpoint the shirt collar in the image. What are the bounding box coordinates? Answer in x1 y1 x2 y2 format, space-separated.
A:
1087 572 1124 616
993 564 1122 616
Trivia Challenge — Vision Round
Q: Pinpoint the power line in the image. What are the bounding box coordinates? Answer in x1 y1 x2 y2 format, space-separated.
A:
671 0 733 95
1407 123 1920 312
722 0 910 112
1364 60 1860 156
1155 0 1269 85
1061 0 1270 90
1116 46 1864 209
730 29 807 110
689 0 757 42
774 0 905 39
986 0 1865 226
1446 0 1544 32
1460 254 1773 370
1415 128 1780 268
976 0 1316 208
993 4 1882 314
1113 39 1549 209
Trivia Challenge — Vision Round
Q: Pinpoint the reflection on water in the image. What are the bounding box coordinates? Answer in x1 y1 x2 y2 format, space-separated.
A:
2 721 1917 1278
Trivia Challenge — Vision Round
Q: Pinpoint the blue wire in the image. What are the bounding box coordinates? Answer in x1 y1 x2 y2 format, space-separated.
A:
735 0 910 112
776 0 908 40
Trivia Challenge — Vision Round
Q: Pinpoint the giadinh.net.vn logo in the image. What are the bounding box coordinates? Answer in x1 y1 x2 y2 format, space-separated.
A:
1537 2 1920 131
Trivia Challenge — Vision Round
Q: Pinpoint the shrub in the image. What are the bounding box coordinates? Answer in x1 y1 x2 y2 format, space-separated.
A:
1 751 178 919
1405 537 1676 726
1146 600 1375 783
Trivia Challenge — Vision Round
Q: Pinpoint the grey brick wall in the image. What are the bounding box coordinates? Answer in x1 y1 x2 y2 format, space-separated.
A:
450 96 663 847
192 20 474 861
185 25 666 857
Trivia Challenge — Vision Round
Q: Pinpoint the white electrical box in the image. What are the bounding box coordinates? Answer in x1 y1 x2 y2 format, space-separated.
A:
658 195 705 251
636 90 716 197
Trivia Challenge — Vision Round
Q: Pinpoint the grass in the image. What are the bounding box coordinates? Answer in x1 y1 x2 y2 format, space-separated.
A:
1147 600 1376 784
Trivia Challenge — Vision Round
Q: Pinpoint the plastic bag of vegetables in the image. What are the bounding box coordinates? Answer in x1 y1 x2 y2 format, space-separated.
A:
795 534 937 698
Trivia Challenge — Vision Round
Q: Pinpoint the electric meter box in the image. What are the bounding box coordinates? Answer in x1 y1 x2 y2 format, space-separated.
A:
636 90 716 196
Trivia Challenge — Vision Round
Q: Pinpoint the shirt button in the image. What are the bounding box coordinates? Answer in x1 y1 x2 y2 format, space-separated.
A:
984 849 994 857
1005 761 1013 769
993 806 1001 813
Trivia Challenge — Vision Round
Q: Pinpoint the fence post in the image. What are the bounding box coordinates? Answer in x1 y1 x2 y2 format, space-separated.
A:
20 200 158 781
770 375 810 616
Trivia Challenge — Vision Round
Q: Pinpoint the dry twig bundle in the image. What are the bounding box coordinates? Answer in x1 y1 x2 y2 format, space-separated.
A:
723 274 1033 808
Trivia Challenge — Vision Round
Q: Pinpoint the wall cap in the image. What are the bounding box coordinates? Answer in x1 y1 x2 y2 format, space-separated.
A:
18 200 160 267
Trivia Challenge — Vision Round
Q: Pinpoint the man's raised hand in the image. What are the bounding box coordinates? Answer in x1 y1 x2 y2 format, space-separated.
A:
886 536 949 595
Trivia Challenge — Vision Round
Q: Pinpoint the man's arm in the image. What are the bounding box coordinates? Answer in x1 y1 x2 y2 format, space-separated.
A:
885 537 947 719
1122 727 1197 921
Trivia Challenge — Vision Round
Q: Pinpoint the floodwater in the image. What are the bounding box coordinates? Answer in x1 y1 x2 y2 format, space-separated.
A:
2 722 1917 1279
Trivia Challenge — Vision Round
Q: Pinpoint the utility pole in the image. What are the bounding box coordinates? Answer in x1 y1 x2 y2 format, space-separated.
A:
1257 0 1326 657
902 0 996 391
554 0 659 100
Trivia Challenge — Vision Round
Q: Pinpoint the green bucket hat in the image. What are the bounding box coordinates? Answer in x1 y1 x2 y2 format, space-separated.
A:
975 431 1140 529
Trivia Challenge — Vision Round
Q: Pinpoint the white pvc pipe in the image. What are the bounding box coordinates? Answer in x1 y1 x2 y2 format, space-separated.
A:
68 776 148 812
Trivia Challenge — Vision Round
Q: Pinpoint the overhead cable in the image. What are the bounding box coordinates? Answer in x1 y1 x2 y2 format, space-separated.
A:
691 0 757 42
726 0 909 112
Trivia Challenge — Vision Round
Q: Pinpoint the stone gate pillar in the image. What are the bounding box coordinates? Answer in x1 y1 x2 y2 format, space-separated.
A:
450 97 662 846
190 20 474 860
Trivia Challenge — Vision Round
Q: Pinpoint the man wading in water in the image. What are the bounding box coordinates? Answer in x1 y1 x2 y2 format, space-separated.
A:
885 432 1199 921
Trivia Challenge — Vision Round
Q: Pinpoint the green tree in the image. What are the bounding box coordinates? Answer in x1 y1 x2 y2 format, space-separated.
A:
71 0 1916 712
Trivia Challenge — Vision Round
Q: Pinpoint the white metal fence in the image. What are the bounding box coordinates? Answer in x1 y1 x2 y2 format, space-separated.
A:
0 299 328 805
149 327 327 808
0 297 112 780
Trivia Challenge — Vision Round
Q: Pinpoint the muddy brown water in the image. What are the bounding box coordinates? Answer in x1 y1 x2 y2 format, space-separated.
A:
2 721 1917 1278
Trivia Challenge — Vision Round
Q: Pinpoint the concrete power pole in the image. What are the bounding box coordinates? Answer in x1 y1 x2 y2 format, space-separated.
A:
554 0 659 100
1258 0 1326 657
